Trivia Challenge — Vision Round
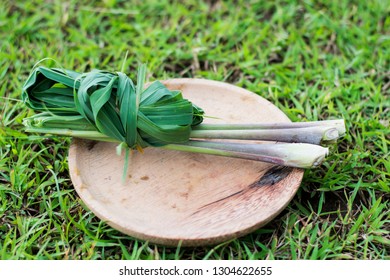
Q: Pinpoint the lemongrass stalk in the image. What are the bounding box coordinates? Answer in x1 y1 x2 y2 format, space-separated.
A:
190 126 339 145
23 115 340 145
164 141 329 168
22 113 96 131
24 127 115 142
194 119 346 137
24 123 339 145
24 111 342 145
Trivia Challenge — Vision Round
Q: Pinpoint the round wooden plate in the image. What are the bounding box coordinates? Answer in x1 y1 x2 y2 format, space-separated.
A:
68 79 304 246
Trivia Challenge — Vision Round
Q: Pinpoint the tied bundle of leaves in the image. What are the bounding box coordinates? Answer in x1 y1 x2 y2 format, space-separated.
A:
22 63 346 169
23 64 204 150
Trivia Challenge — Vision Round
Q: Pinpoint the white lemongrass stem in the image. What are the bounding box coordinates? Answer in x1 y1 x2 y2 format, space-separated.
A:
164 140 329 168
190 126 339 145
194 119 346 137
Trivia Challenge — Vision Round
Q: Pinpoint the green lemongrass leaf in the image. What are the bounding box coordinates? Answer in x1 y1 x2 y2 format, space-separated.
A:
137 113 191 145
141 103 193 125
31 92 75 109
22 67 80 112
117 72 137 147
94 107 126 142
75 71 112 123
136 64 146 110
90 76 117 120
140 81 177 105
38 67 80 88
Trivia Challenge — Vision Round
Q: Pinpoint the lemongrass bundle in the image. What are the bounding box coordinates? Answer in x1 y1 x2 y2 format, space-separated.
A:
22 64 345 168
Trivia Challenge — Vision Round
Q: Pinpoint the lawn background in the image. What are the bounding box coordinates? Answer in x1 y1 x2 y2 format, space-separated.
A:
0 0 389 259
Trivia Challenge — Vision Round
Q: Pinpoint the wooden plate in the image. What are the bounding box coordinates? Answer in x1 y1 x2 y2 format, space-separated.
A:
68 79 304 246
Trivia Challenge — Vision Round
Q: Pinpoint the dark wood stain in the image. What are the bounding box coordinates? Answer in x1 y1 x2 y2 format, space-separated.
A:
249 166 293 188
200 190 244 208
191 166 294 216
190 190 244 216
87 140 98 151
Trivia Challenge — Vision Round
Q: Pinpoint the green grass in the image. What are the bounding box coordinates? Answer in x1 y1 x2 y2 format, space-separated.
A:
0 0 389 260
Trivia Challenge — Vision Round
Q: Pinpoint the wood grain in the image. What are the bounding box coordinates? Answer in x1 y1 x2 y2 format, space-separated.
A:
68 78 304 246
